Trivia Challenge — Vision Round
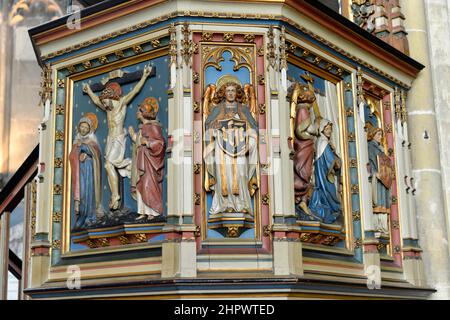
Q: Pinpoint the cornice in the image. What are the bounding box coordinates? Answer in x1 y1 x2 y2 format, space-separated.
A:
28 0 424 79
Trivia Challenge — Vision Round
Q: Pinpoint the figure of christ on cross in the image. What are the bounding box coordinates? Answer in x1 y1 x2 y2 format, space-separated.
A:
82 65 152 210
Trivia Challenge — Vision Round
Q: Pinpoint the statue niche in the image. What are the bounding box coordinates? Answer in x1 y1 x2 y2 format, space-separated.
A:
203 78 258 238
361 95 394 239
367 126 392 237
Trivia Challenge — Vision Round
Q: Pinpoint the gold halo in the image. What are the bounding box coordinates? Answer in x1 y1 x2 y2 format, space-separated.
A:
140 97 159 114
82 112 98 132
216 75 242 90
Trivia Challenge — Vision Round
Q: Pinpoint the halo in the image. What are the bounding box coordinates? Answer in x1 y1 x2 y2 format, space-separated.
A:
81 112 98 132
216 75 242 90
140 97 159 114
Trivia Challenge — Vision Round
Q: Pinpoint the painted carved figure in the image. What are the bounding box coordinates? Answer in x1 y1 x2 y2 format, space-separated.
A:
129 97 166 221
69 113 104 229
308 119 342 224
367 126 392 236
128 97 166 220
203 79 258 215
290 81 321 220
82 65 152 210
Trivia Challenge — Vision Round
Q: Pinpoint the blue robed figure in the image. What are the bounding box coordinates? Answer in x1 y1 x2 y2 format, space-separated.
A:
69 113 104 230
308 119 342 224
77 144 96 228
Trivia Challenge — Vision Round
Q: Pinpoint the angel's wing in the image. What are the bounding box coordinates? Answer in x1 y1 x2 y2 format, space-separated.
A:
289 82 305 140
244 84 257 120
301 74 322 122
290 82 301 120
203 84 216 120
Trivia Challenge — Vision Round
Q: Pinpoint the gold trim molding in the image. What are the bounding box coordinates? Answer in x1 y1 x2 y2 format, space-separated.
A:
38 11 411 89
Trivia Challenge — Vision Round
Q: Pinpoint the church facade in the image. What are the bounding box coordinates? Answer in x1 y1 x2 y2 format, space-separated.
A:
5 0 448 299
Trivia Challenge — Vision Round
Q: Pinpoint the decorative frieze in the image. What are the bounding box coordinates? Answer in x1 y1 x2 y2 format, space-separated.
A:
151 39 160 48
193 72 200 83
354 238 362 249
263 225 272 237
193 101 200 113
132 45 143 54
114 50 125 59
55 104 65 115
53 184 62 195
52 212 62 223
267 26 277 69
54 158 63 168
201 32 213 42
279 26 287 71
39 64 52 107
194 193 201 205
223 33 234 42
135 233 148 243
244 34 255 43
82 60 92 69
181 22 194 66
169 23 177 66
51 240 61 249
57 79 65 88
55 130 64 141
193 163 201 174
259 103 266 114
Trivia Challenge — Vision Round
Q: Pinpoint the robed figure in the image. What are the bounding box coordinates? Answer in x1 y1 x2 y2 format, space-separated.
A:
290 81 322 221
83 66 152 210
203 80 258 215
367 127 392 236
308 119 342 224
69 113 104 229
129 97 166 221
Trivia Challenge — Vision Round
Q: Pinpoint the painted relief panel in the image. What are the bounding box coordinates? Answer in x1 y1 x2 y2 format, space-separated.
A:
362 94 393 238
65 54 170 251
193 32 270 252
286 58 352 249
359 80 400 263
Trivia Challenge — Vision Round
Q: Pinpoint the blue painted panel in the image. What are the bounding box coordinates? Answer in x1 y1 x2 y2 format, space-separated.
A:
287 63 326 94
204 50 255 240
68 55 170 251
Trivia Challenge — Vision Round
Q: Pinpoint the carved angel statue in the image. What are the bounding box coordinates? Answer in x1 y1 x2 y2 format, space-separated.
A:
203 77 258 215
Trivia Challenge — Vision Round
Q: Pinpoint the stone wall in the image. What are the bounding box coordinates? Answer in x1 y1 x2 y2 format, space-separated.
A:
424 0 450 285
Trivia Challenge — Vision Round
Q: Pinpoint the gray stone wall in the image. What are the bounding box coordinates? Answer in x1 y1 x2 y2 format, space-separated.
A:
424 0 450 256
